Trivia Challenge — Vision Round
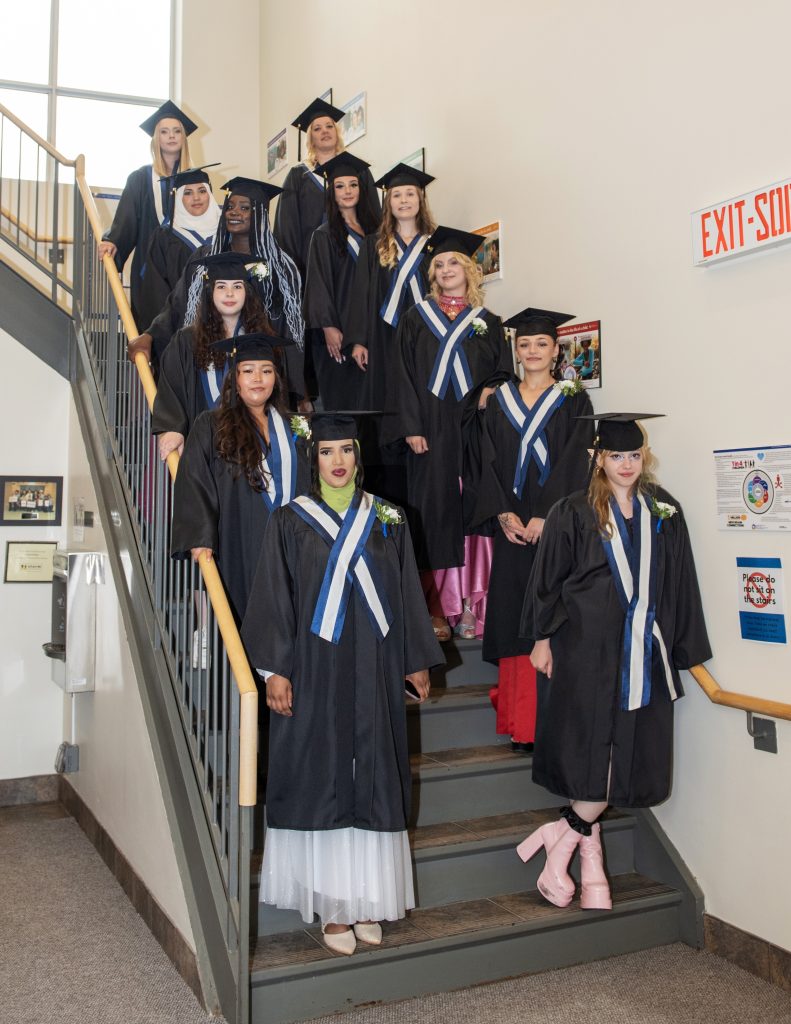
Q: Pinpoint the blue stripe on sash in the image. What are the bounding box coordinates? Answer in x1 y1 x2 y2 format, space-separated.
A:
379 234 427 327
417 299 481 401
171 226 210 251
495 382 565 495
308 169 326 192
347 229 362 261
257 410 298 513
199 366 226 410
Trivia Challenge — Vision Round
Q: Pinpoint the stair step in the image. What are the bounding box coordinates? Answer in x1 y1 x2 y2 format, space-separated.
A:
430 638 498 688
407 684 499 751
250 873 682 1024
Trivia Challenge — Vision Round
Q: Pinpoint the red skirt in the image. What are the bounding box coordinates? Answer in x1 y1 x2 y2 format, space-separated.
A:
490 655 536 743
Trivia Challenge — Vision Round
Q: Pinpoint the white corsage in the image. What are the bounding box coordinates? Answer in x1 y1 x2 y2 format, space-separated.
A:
555 378 585 396
247 261 269 282
650 497 677 532
374 500 404 536
471 317 488 336
290 415 311 441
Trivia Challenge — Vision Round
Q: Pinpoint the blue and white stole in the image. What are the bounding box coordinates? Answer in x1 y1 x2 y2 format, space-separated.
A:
379 234 428 327
496 382 566 496
416 299 484 401
199 364 227 409
290 491 393 644
307 166 326 192
152 163 178 226
256 410 298 512
172 225 211 251
347 228 363 261
601 492 677 711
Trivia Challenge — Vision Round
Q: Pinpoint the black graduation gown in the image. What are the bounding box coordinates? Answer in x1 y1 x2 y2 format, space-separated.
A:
274 162 381 278
302 224 367 408
241 499 443 831
145 245 306 399
473 385 594 662
151 327 214 438
521 488 712 807
103 165 165 328
383 306 512 571
171 411 310 623
139 226 194 334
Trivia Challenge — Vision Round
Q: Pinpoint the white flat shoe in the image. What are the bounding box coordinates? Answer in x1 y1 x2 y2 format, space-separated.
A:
353 922 383 946
321 924 356 956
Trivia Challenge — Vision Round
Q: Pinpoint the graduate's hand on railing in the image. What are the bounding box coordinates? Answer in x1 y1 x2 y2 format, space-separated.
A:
498 512 527 545
266 674 293 716
477 386 495 410
191 547 213 563
406 435 429 454
530 639 553 678
158 431 184 461
405 670 431 703
351 344 368 370
97 240 117 260
323 326 345 363
127 332 153 364
523 517 545 544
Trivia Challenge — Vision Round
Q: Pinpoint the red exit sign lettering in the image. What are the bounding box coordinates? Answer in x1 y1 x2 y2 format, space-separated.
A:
692 178 791 265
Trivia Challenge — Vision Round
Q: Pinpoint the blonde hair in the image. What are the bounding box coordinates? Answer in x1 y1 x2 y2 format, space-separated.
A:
376 190 436 269
428 251 485 307
305 118 345 168
150 118 192 177
588 444 658 538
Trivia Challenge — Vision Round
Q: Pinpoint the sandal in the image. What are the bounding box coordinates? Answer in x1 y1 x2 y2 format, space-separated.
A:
454 609 477 640
431 616 452 642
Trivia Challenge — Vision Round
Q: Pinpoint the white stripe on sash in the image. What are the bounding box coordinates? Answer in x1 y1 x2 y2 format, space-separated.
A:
152 168 166 226
496 381 565 494
308 169 325 192
418 300 483 400
259 410 296 510
347 231 361 260
204 364 224 404
380 235 428 326
171 226 211 250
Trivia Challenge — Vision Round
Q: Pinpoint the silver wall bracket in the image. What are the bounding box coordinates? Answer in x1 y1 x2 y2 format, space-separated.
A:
746 712 778 754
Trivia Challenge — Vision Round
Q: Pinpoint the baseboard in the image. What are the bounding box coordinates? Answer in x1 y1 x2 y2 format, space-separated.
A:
57 776 204 1009
704 914 791 993
0 774 59 806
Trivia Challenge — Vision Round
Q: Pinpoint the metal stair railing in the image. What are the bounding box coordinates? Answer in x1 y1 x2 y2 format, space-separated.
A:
1 101 256 1024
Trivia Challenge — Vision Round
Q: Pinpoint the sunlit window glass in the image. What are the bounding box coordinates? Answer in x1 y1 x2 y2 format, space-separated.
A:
57 0 170 97
56 97 159 187
0 1 51 86
0 90 50 180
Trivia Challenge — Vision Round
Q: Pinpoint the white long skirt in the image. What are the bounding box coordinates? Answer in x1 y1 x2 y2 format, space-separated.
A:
260 826 415 925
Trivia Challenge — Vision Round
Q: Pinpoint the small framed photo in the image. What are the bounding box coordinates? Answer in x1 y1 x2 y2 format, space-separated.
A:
0 476 63 526
401 147 425 172
340 91 367 146
4 541 58 583
267 128 288 178
472 221 502 282
556 321 602 390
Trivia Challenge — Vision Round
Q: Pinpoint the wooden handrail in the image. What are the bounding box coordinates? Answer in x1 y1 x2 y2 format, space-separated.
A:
1 203 74 245
690 664 791 722
0 103 77 166
74 155 259 806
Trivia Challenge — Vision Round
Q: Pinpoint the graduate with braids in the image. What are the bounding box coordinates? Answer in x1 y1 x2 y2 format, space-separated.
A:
517 413 711 912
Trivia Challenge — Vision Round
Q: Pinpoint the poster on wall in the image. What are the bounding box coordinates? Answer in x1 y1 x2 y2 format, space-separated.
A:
266 128 288 178
556 321 602 390
472 221 502 282
340 92 366 146
736 556 786 643
713 445 791 531
0 476 62 526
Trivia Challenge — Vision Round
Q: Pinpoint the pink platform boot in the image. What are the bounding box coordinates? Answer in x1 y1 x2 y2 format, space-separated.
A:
578 822 612 910
515 817 582 908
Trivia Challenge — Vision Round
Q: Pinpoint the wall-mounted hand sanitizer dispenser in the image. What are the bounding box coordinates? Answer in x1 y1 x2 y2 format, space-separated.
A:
43 551 105 692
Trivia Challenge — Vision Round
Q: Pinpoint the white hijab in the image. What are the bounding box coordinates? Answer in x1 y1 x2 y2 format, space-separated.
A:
171 184 221 250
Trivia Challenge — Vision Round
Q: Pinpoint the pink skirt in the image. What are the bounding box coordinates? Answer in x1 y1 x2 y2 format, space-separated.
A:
422 534 492 636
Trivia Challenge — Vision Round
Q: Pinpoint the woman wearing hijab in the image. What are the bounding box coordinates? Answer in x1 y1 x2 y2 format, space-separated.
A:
98 101 197 327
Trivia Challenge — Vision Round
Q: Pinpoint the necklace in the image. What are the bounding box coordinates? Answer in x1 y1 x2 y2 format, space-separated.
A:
438 293 467 321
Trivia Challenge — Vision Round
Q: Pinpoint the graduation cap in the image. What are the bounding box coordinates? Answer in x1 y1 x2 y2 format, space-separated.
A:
221 176 284 206
201 252 249 281
577 413 665 452
320 152 371 181
210 332 295 364
292 97 345 132
295 410 382 442
374 163 435 191
171 165 215 191
139 101 199 137
504 308 575 340
424 225 484 260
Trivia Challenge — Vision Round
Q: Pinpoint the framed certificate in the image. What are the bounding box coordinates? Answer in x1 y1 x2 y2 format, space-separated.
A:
4 541 59 583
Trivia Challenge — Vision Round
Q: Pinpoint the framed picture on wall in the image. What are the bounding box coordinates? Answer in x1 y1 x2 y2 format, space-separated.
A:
340 92 367 146
266 128 288 178
556 321 602 389
401 147 425 172
472 221 502 282
4 541 58 583
0 475 63 526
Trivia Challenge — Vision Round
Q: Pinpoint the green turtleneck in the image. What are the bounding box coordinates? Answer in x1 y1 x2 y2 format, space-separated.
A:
319 470 357 513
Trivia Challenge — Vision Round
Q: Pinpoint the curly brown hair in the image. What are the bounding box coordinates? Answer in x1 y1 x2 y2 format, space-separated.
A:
588 444 658 538
192 280 273 371
213 362 289 491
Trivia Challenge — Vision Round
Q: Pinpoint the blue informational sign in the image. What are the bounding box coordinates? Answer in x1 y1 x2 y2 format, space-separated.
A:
736 556 787 644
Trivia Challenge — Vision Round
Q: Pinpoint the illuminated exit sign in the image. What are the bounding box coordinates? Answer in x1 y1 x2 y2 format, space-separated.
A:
692 176 791 265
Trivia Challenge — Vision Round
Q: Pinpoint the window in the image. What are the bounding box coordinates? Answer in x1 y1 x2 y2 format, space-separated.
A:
0 0 173 186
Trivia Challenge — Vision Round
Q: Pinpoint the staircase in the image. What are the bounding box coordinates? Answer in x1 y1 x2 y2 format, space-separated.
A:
248 640 703 1024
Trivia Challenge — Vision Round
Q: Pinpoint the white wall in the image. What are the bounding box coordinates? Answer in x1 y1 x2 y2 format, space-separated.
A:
0 329 69 779
258 0 791 949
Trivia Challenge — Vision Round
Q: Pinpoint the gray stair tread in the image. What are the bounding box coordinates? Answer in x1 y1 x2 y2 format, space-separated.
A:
411 743 518 772
407 684 492 709
250 872 677 975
